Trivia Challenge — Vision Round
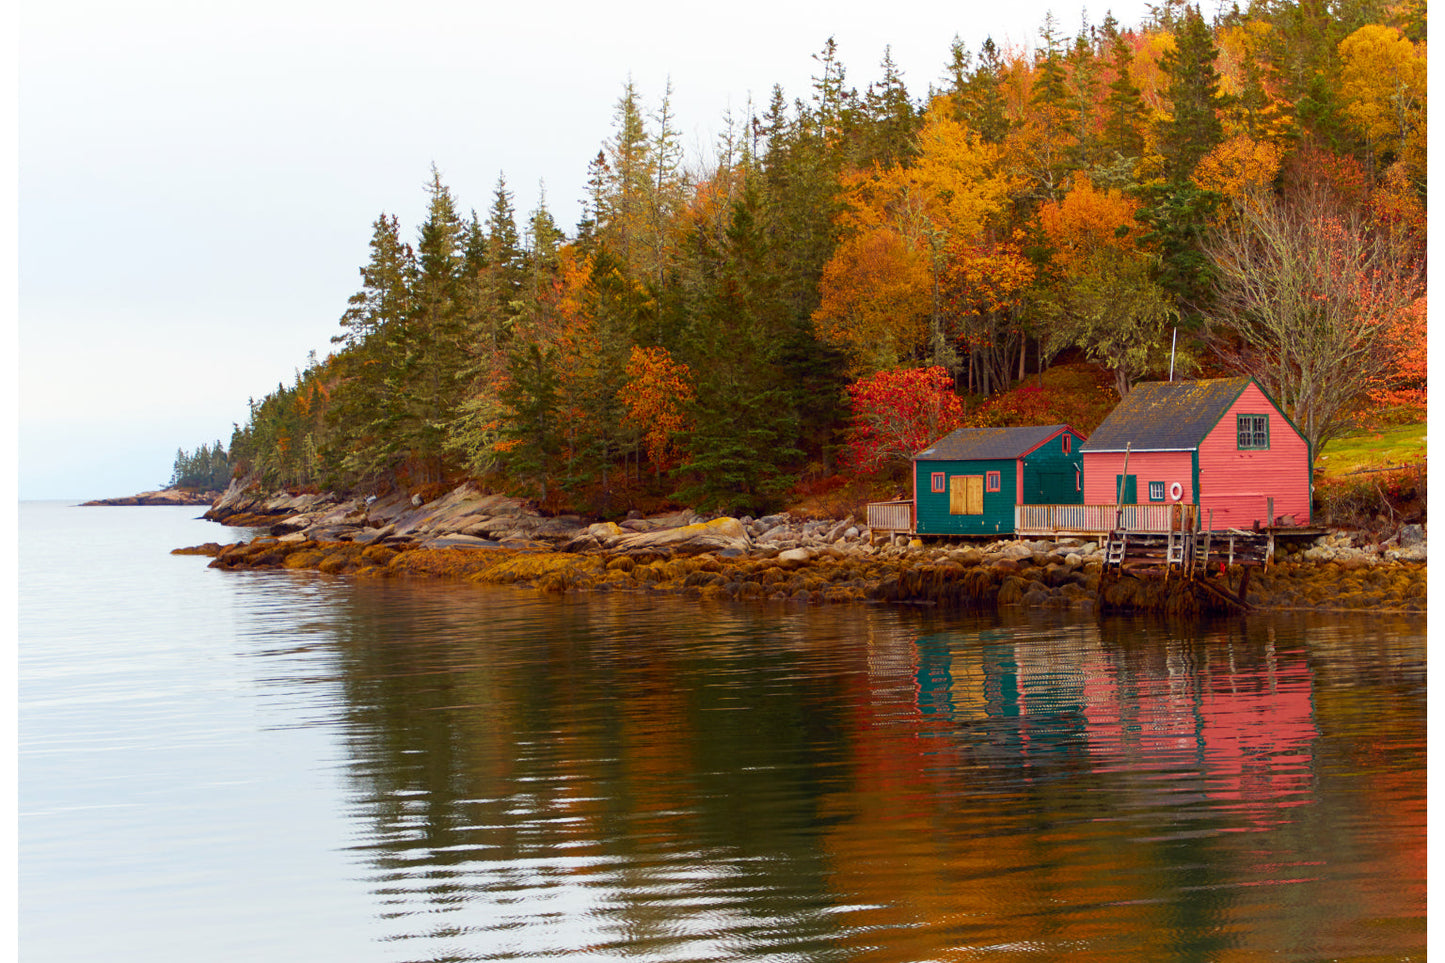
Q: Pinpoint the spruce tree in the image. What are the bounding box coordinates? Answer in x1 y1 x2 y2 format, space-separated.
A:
1155 6 1228 182
1097 17 1148 184
404 165 469 477
331 212 416 480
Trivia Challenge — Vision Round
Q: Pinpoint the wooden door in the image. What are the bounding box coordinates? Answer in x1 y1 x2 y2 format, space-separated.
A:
950 475 983 515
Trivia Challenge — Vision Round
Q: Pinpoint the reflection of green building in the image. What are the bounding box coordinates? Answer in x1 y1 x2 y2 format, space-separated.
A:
914 425 1085 537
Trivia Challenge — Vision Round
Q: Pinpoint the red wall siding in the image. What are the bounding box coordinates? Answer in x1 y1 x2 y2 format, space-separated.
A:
1082 451 1194 504
1197 383 1310 529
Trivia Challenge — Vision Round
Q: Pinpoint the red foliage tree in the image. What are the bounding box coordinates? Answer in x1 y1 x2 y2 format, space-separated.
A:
844 366 967 475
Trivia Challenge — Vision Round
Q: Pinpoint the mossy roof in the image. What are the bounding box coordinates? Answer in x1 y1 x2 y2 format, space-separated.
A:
916 424 1074 462
1079 378 1253 452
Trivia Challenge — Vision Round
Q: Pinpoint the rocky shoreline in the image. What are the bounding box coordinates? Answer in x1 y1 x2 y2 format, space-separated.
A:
179 478 1427 616
84 488 220 507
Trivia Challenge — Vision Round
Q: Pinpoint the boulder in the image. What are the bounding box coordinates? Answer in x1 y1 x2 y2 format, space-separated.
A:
603 516 753 556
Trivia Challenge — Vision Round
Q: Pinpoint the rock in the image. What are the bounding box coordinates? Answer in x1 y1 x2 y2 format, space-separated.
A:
824 515 855 542
778 547 812 564
1400 523 1425 547
421 534 500 550
603 516 752 556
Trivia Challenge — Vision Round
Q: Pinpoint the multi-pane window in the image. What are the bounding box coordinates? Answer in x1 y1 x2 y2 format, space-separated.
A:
931 471 945 493
1237 413 1269 449
985 471 1001 492
1148 481 1166 501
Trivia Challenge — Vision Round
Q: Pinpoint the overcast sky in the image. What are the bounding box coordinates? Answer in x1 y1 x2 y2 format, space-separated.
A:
17 0 1161 500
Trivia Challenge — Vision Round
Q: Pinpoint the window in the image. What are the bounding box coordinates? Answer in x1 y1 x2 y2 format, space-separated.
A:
1237 413 1269 450
1148 481 1166 502
949 475 984 515
1061 434 1071 454
931 471 945 493
1075 470 1081 492
985 470 1001 492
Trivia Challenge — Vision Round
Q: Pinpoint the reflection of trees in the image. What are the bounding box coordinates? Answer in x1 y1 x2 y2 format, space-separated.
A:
310 582 1422 961
322 584 903 958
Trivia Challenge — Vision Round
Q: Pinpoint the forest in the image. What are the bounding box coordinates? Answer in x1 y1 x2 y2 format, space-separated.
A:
224 0 1427 518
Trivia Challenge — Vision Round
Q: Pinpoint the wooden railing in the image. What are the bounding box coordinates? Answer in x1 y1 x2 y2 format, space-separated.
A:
866 500 914 533
1016 503 1197 536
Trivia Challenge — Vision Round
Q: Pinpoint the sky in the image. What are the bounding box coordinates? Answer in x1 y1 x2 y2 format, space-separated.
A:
17 0 1164 500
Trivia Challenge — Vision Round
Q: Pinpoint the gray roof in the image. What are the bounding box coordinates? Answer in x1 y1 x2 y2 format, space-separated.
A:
916 424 1075 462
1079 378 1253 452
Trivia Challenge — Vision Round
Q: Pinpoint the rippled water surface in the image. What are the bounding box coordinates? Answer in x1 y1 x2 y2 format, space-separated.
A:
19 502 1426 961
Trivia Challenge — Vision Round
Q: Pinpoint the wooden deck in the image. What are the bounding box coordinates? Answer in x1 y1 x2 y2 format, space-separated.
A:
1015 503 1196 537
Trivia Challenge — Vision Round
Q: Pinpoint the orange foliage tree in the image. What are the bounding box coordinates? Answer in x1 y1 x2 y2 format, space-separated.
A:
940 238 1036 396
818 102 1013 374
1369 294 1426 412
617 345 694 478
813 227 931 374
1035 176 1141 269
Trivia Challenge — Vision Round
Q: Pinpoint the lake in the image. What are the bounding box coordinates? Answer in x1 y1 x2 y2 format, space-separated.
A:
18 501 1427 961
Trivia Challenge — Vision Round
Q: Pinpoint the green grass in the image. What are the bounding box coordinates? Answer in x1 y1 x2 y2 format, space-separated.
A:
1315 422 1426 480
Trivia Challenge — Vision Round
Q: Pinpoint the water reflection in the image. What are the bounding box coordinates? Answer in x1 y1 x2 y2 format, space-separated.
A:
294 581 1422 961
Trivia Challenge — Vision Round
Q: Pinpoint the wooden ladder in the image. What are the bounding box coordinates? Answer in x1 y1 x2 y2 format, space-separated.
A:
1104 531 1128 569
1192 531 1211 576
1165 529 1188 569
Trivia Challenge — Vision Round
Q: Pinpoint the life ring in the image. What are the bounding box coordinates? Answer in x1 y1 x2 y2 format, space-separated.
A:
1169 482 1183 502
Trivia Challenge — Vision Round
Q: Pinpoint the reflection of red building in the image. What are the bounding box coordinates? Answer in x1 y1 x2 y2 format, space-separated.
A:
1082 645 1318 829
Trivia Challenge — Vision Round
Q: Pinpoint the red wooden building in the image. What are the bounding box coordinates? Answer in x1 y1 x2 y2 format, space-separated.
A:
1078 377 1311 531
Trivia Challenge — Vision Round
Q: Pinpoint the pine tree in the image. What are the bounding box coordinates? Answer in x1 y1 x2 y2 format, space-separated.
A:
484 174 525 331
673 184 802 515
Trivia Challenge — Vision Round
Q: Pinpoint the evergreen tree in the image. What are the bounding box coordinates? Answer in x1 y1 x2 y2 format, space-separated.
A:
1156 6 1228 182
485 174 526 331
496 340 562 498
1097 17 1149 184
674 185 802 514
1027 14 1080 200
856 47 920 169
330 212 416 480
402 165 469 477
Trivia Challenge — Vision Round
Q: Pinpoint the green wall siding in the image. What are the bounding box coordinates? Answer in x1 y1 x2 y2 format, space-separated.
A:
913 431 1085 536
1020 434 1085 505
915 458 1017 536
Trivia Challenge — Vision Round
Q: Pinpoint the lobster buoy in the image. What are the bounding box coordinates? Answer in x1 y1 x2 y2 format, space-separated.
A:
1169 481 1184 501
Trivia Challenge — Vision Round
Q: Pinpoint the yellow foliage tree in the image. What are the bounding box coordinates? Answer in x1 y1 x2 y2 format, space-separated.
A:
1192 134 1284 207
813 228 931 375
820 100 1012 374
1337 24 1426 178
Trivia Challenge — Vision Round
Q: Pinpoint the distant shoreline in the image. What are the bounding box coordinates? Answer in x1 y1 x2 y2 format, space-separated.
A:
82 489 218 507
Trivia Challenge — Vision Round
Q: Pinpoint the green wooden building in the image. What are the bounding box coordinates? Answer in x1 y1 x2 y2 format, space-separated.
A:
913 425 1086 537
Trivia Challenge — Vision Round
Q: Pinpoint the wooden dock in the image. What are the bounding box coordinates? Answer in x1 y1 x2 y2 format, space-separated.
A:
1099 519 1272 612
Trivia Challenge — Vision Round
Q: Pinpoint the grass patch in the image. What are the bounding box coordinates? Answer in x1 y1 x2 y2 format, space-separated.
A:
1315 422 1426 481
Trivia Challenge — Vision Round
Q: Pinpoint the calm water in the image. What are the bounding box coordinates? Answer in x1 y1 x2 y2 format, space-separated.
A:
19 501 1427 961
